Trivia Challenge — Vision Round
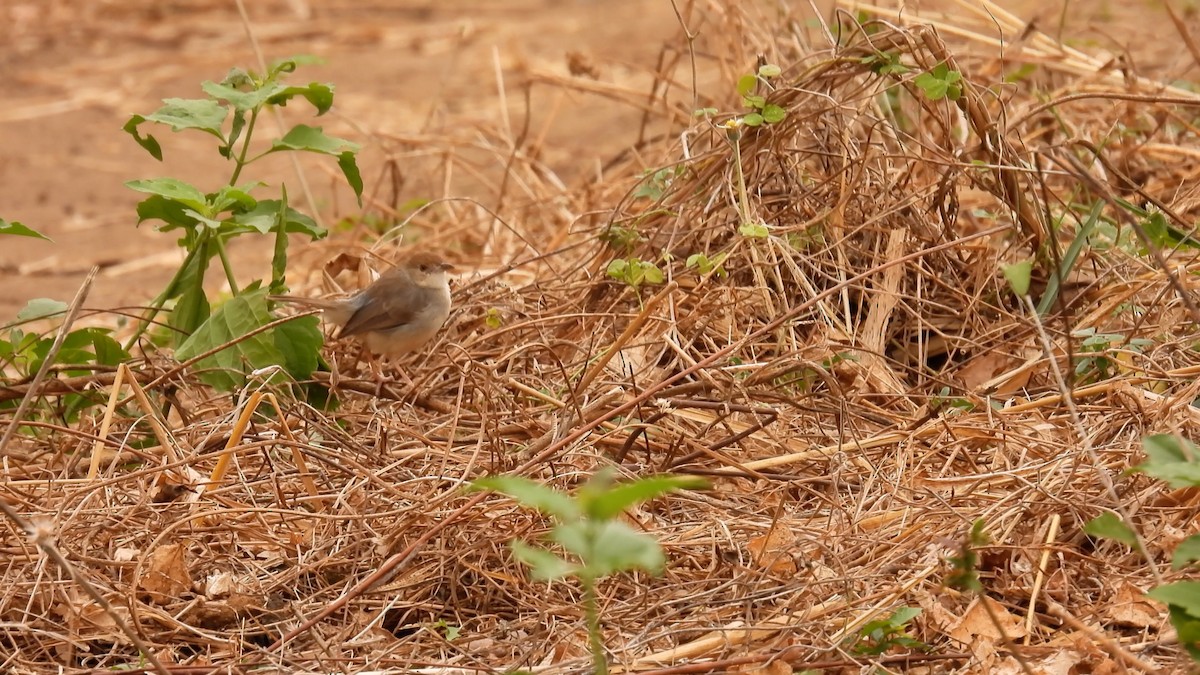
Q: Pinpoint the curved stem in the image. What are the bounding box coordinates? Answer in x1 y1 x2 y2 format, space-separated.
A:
122 244 202 351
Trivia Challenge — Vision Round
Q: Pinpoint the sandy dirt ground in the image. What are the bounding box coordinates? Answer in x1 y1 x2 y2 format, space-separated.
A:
1 0 1194 317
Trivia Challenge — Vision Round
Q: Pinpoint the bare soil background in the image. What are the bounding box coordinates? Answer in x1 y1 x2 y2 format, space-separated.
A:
3 0 1193 317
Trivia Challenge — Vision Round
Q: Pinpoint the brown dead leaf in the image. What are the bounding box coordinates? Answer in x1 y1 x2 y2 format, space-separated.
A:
138 542 192 605
747 526 798 576
1103 581 1162 629
948 596 1026 661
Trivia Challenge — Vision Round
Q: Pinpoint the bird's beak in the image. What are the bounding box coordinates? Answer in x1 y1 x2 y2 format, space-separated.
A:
439 262 457 273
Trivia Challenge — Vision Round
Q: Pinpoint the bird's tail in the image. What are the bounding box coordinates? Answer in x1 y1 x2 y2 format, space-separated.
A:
267 295 343 311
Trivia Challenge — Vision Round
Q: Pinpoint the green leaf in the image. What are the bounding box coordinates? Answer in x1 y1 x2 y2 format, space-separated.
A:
553 521 665 577
1149 581 1200 616
273 312 322 380
583 475 707 520
742 113 764 127
268 82 335 114
126 178 209 214
171 284 211 339
16 298 68 322
742 94 766 109
175 288 320 390
1131 434 1200 488
736 74 758 96
132 98 228 144
337 151 364 204
761 103 787 124
1002 260 1032 296
0 219 51 242
640 263 664 284
123 115 163 160
1173 535 1200 570
739 222 769 238
133 195 200 232
1083 512 1137 546
270 124 360 156
229 200 325 238
511 541 578 580
758 64 782 78
606 259 630 280
209 184 261 215
470 476 581 521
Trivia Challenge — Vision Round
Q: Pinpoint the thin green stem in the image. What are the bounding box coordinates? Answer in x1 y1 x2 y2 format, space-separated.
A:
229 108 259 186
122 244 202 351
214 237 240 296
730 133 753 226
581 575 607 675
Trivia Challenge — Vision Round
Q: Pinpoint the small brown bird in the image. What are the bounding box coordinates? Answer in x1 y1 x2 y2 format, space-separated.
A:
269 252 454 359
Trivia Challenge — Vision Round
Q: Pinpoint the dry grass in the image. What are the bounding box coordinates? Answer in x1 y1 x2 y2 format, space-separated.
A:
6 1 1200 673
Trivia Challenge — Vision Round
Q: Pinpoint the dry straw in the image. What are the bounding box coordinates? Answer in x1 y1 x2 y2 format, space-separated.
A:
5 1 1200 673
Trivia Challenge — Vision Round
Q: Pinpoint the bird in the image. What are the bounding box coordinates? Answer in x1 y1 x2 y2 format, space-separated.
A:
269 252 454 360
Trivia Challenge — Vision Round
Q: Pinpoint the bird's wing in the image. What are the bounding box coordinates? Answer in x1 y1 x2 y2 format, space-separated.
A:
337 268 424 337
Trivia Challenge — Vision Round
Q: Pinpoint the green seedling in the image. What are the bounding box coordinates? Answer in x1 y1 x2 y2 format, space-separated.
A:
914 63 963 101
1121 434 1200 661
122 56 364 390
735 63 787 127
471 469 707 675
685 252 727 278
861 50 909 76
848 606 928 655
606 257 664 289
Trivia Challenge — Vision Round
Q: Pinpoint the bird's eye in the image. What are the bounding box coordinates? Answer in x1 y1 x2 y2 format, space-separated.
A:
419 264 429 272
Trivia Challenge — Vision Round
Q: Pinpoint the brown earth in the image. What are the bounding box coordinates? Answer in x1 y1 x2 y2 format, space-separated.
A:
3 0 1195 319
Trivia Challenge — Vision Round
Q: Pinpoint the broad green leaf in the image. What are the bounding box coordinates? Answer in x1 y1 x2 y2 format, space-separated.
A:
583 475 707 520
736 74 758 96
175 288 320 390
758 64 782 78
511 541 578 581
134 98 228 142
1173 535 1200 570
742 94 766 109
337 151 364 204
1131 434 1200 488
133 195 200 232
0 219 51 241
273 312 322 380
201 80 279 111
1083 512 1137 546
209 184 261 214
126 178 209 213
553 521 665 577
123 115 163 160
16 298 67 322
171 284 211 339
470 476 581 521
1002 260 1032 296
270 124 359 156
230 200 325 238
1149 581 1200 616
606 259 629 279
742 113 764 127
739 222 769 238
267 83 335 115
640 263 664 284
761 103 787 124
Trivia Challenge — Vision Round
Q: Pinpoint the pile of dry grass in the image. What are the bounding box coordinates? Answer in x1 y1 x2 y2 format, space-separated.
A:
6 1 1200 673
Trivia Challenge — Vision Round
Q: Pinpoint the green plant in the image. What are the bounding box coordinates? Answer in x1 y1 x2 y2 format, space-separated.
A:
861 50 909 76
634 166 683 201
735 63 787 128
470 470 706 675
685 252 727 278
122 56 363 389
606 257 664 289
0 300 130 422
1099 434 1200 660
1071 329 1152 384
848 606 928 655
914 63 963 101
0 219 51 241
